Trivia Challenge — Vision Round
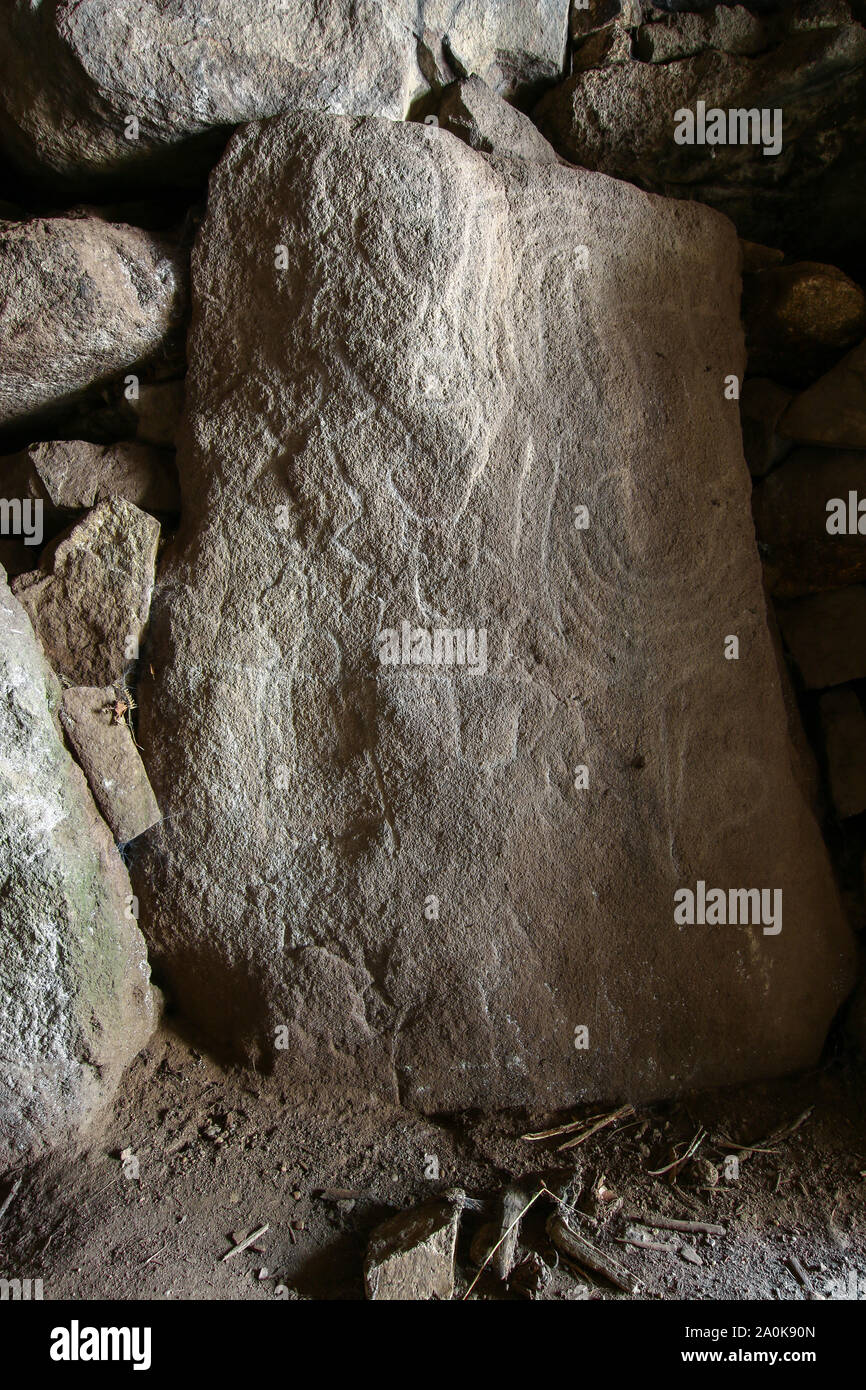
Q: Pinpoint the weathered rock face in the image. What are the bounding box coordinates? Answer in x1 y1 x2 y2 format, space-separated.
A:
137 109 854 1111
12 499 159 687
0 217 187 431
365 1198 460 1300
0 571 156 1171
0 0 568 189
534 9 866 269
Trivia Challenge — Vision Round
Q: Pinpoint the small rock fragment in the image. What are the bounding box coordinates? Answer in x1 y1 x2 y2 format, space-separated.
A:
0 217 186 431
690 1157 720 1188
742 263 866 385
511 1251 553 1299
6 439 180 516
364 1199 461 1301
438 76 559 163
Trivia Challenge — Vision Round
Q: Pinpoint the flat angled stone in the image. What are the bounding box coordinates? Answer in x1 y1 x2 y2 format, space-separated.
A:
60 686 162 845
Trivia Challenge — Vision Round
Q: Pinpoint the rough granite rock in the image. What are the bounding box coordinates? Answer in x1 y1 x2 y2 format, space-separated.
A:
739 379 794 478
753 447 866 596
634 7 769 62
136 108 854 1111
778 587 866 688
59 686 162 845
739 240 785 275
533 14 866 266
0 217 187 431
779 340 866 448
0 570 156 1170
742 263 866 386
437 76 559 163
0 0 568 189
819 687 866 819
12 499 159 686
3 440 180 518
364 1199 460 1300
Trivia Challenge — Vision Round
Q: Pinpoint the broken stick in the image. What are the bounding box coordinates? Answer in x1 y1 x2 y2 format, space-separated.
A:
546 1210 641 1295
221 1223 269 1261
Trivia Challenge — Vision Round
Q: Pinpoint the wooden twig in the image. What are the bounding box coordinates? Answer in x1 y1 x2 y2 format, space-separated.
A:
716 1107 814 1158
463 1188 544 1299
521 1111 611 1142
647 1127 705 1176
546 1210 641 1295
558 1104 635 1152
616 1236 677 1253
221 1223 269 1262
787 1254 812 1292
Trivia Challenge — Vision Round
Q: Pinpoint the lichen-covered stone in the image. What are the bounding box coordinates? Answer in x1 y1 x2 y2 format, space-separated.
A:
0 571 157 1171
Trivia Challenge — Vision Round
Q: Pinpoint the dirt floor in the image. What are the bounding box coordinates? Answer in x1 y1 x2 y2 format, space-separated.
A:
1 1024 864 1302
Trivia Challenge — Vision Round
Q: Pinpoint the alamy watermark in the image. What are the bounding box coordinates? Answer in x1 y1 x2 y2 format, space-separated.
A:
378 620 487 676
0 497 42 546
674 881 782 935
674 101 782 157
0 1275 43 1300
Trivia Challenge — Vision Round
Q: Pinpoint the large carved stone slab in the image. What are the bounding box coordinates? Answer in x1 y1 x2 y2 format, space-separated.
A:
137 109 854 1111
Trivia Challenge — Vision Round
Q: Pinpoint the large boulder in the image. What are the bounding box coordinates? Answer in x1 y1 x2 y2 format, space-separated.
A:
534 9 866 269
0 570 157 1170
136 108 854 1111
0 217 187 433
0 0 568 190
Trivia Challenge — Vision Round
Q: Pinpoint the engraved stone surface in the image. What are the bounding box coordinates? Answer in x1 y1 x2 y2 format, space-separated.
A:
136 108 854 1111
